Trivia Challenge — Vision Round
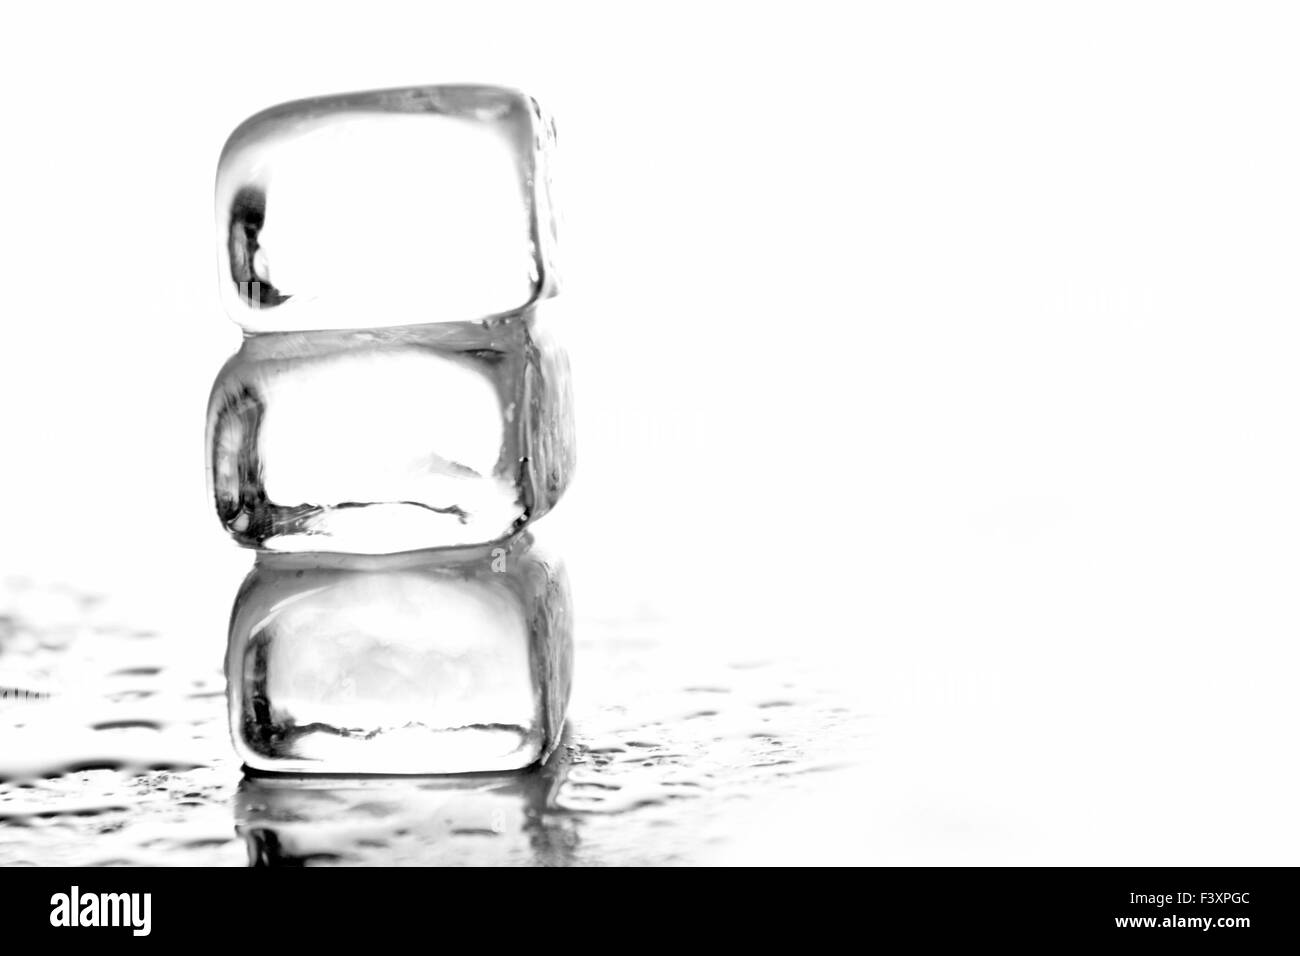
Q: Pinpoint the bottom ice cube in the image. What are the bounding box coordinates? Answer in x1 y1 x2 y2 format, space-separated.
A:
226 533 571 774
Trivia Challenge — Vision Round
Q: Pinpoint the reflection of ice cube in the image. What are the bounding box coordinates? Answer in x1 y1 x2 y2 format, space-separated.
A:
206 309 574 554
226 534 572 774
216 85 558 332
235 752 576 865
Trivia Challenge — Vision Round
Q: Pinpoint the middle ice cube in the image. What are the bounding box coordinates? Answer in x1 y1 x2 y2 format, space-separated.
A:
207 310 573 553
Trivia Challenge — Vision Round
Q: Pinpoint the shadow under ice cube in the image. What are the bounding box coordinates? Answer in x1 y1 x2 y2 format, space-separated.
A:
226 534 572 774
206 311 573 554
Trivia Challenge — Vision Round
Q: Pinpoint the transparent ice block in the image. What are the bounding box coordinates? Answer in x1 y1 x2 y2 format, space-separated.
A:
206 309 574 554
226 534 572 774
216 84 559 332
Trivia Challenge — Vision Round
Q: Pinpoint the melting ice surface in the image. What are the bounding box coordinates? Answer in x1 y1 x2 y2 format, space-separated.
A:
0 578 866 866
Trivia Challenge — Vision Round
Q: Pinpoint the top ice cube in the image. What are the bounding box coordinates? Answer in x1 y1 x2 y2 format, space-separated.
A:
216 85 558 332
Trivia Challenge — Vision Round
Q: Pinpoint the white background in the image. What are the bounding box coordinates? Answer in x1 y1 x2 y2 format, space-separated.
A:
2 1 1298 863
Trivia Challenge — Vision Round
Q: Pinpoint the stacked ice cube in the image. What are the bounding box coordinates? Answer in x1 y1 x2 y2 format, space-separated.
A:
206 86 575 774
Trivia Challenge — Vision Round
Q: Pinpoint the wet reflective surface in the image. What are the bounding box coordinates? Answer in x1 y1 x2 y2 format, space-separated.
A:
0 579 865 866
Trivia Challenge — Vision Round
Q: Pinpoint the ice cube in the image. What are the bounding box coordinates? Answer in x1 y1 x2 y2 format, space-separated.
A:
206 309 574 554
216 84 559 332
225 534 572 774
